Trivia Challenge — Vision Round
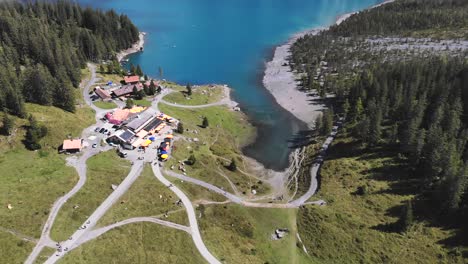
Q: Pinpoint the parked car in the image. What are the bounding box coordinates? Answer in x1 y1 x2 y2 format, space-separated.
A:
99 128 105 133
92 144 97 148
119 152 128 158
94 127 100 132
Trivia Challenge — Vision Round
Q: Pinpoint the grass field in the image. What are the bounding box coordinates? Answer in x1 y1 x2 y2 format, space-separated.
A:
50 151 131 242
165 174 227 203
59 222 205 264
163 85 225 106
158 104 271 197
297 132 467 263
0 104 94 240
34 246 56 264
133 99 152 107
199 204 310 264
95 72 123 86
0 232 34 264
93 101 117 110
97 165 188 227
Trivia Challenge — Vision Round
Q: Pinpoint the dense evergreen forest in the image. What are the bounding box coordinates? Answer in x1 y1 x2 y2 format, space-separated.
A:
292 0 468 246
347 58 468 235
0 1 139 116
329 0 468 38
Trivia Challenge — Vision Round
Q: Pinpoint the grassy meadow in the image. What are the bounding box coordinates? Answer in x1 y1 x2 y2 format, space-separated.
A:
50 151 131 242
159 104 271 197
59 222 205 264
297 131 467 263
199 204 310 264
163 85 225 106
97 165 188 227
93 101 117 110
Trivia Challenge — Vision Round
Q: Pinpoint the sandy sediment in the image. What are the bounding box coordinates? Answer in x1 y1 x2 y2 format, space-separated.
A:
263 28 325 129
117 32 146 62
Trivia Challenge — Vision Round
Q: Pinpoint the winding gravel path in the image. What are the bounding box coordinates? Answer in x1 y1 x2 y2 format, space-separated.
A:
152 164 221 264
25 64 104 264
26 63 336 264
44 161 145 263
288 126 338 207
75 217 190 247
164 170 243 204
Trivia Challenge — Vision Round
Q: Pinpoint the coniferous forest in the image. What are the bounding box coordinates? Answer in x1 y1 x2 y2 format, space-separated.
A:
0 1 139 116
291 0 468 247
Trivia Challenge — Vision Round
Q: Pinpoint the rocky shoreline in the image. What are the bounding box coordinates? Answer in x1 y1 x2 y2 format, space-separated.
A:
117 32 146 62
262 0 395 129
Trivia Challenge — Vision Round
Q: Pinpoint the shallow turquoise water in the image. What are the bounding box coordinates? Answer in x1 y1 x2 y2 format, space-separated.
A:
77 0 380 170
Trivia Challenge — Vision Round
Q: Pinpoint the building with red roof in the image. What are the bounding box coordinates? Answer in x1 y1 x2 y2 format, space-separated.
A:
94 88 111 100
124 75 140 84
62 139 83 153
112 83 143 97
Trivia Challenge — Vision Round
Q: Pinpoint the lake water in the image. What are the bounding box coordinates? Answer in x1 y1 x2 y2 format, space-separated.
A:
77 0 380 170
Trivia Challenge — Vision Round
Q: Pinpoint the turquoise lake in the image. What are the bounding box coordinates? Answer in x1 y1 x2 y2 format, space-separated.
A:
77 0 380 170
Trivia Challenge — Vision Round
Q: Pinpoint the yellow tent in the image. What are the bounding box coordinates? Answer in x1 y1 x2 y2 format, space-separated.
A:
129 106 146 113
141 139 152 147
161 154 168 159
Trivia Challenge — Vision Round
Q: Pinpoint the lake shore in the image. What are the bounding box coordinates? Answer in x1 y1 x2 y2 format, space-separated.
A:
117 32 146 62
263 0 394 128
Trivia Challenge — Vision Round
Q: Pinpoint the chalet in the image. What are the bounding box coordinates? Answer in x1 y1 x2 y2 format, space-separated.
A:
105 109 131 125
124 108 159 133
94 88 112 101
62 139 83 153
124 75 140 84
112 83 143 98
107 129 136 150
107 108 167 149
105 107 147 125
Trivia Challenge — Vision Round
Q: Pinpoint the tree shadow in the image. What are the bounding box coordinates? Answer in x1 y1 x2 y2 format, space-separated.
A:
307 96 335 106
287 129 317 148
371 203 405 233
326 140 365 160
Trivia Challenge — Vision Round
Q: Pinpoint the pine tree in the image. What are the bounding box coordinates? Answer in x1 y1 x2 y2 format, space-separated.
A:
368 100 382 146
321 108 334 135
130 63 136 75
149 80 156 95
24 115 47 150
202 116 209 128
136 64 143 76
400 200 414 233
342 99 350 117
132 86 143 100
186 83 192 96
355 115 370 143
143 84 150 95
353 97 364 122
126 99 134 109
315 115 323 135
188 154 196 165
107 63 114 74
177 122 184 134
227 158 237 171
1 113 14 136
